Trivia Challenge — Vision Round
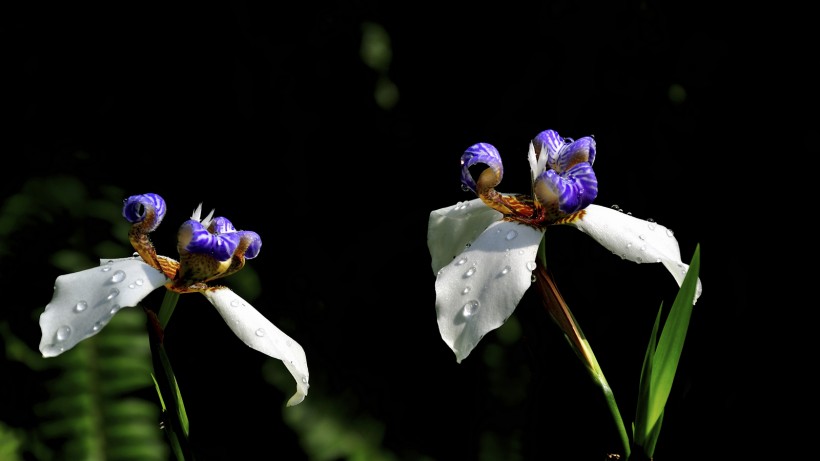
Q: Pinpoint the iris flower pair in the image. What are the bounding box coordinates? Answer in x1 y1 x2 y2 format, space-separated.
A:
38 193 309 406
428 129 702 363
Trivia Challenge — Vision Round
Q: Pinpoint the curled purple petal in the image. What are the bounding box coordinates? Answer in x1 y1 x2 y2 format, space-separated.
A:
535 163 598 215
209 216 236 234
533 129 565 159
460 143 503 194
179 219 238 261
122 193 166 231
237 231 262 259
554 136 596 172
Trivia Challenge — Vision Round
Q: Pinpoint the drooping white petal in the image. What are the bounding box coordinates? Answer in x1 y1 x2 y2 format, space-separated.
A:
567 204 703 303
434 220 544 363
203 288 309 406
39 258 169 357
428 199 503 274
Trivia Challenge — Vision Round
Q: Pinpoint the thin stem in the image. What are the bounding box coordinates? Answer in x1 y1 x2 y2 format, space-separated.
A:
146 291 193 460
533 239 630 459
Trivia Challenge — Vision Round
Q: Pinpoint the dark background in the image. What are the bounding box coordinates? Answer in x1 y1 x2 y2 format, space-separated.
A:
5 1 808 460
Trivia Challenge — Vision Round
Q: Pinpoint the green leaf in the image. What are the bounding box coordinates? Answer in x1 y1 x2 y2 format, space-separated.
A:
635 244 701 458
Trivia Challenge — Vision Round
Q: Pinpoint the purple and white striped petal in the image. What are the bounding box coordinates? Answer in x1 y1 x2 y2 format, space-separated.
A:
122 193 166 232
533 129 565 164
534 162 598 216
209 216 237 234
39 257 169 357
566 204 702 303
178 219 238 262
555 136 596 172
203 287 309 406
434 220 544 363
460 143 504 194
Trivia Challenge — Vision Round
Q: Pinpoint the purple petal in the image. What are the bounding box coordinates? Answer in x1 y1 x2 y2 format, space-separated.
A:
179 219 238 261
460 143 503 194
209 216 236 234
122 193 166 231
535 163 598 215
555 136 596 172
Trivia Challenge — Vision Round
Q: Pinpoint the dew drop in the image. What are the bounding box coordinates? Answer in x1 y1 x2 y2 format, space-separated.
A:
500 265 511 275
526 261 537 271
56 325 71 341
230 299 243 307
128 283 135 289
135 279 144 286
92 321 103 331
106 288 120 301
301 377 308 384
460 184 471 192
641 245 647 252
101 262 113 272
132 252 139 258
464 266 476 277
462 286 471 295
626 243 633 249
455 257 468 266
647 222 656 231
255 328 266 337
638 234 646 241
666 229 674 237
110 304 121 315
505 230 518 241
462 300 480 316
531 274 536 283
111 270 126 283
73 300 88 313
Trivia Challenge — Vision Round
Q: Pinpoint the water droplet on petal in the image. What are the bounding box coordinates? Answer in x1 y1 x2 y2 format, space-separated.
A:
500 265 511 275
626 243 632 249
255 328 266 337
132 252 139 258
464 266 476 277
455 257 467 266
73 301 88 313
111 270 126 283
106 288 120 301
92 321 103 331
638 234 646 241
462 300 480 316
56 325 71 341
110 304 121 314
647 222 656 231
462 286 471 295
230 299 243 307
666 229 674 237
301 377 308 384
526 261 537 271
128 283 135 289
641 245 647 252
101 262 113 272
505 230 518 241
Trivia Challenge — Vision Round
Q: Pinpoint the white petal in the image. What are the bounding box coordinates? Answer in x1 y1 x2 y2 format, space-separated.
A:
428 199 503 274
39 258 168 357
434 220 544 363
203 288 309 406
568 204 703 303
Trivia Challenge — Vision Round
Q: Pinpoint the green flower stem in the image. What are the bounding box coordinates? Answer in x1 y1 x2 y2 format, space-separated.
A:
146 291 193 460
535 239 630 459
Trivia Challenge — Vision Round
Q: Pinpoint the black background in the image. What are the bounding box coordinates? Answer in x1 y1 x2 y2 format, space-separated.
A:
6 1 808 460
